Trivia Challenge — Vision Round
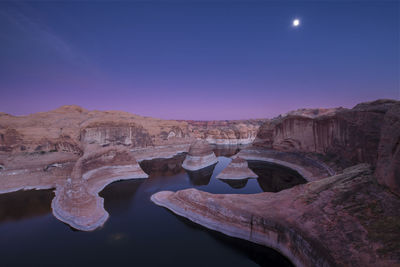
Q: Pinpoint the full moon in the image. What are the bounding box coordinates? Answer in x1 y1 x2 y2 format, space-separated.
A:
293 19 300 27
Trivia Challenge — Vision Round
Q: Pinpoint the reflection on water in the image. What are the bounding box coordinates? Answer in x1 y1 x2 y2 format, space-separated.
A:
186 163 216 186
248 160 307 192
140 154 186 177
219 178 249 189
212 144 241 157
0 189 54 223
99 179 144 214
175 215 294 267
0 147 301 266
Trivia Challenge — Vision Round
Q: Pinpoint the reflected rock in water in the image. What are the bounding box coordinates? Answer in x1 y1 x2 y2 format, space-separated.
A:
219 178 249 189
0 189 54 223
140 154 185 177
248 161 306 192
212 145 240 157
100 179 144 215
216 156 258 180
186 163 216 186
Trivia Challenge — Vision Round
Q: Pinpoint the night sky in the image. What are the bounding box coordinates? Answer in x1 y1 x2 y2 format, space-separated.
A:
0 1 399 120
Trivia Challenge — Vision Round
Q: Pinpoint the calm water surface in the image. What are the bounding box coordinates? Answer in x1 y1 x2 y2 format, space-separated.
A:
0 149 305 266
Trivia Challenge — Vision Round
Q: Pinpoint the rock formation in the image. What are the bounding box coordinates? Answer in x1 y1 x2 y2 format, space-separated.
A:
216 156 258 180
182 140 218 171
52 146 148 231
151 164 400 267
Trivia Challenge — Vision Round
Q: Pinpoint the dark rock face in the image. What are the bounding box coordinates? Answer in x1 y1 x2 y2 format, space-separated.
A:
255 99 400 194
375 102 400 196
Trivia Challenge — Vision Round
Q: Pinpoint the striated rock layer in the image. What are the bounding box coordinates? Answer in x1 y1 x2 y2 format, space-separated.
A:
182 140 218 171
216 156 258 180
152 164 400 267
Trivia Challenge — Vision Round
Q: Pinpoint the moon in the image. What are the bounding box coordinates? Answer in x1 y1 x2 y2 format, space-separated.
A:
293 19 300 27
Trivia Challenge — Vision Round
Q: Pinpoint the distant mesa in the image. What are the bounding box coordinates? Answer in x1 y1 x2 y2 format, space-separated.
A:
216 156 258 180
182 140 218 171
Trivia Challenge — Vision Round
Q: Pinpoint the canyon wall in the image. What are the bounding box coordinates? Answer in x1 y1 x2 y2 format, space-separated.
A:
185 120 264 145
1 100 398 194
0 105 261 156
254 99 400 195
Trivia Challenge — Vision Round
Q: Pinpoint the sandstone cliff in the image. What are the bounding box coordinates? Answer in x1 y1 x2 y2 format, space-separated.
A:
254 99 400 195
0 105 262 154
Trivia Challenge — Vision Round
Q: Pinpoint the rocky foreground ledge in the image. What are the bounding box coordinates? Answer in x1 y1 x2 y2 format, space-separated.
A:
151 164 400 267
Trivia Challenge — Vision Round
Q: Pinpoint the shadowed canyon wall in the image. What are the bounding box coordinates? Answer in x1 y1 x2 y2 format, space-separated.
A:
254 99 400 195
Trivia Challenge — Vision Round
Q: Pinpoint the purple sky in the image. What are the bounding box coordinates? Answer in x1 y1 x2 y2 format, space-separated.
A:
0 1 399 120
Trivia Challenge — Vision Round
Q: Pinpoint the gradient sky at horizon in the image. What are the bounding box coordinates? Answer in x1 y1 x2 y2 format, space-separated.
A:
0 0 399 120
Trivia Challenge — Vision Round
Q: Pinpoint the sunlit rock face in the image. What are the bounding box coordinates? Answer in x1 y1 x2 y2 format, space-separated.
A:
216 157 258 180
80 122 153 148
151 164 400 267
52 146 148 231
186 120 265 145
182 140 218 171
0 105 261 155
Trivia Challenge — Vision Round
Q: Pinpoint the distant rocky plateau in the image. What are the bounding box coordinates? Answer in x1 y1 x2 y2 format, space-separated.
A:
1 99 399 266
